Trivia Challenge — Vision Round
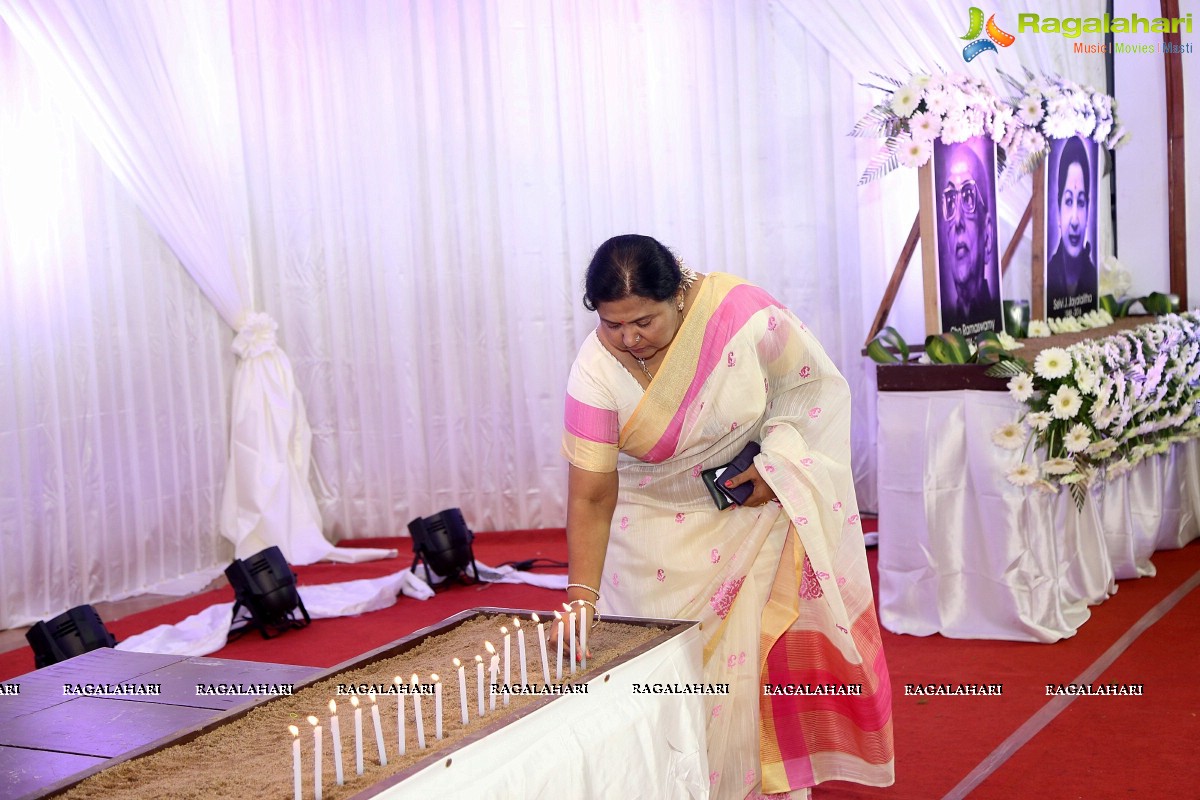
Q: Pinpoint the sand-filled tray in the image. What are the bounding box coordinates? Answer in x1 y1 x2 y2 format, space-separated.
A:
42 608 692 799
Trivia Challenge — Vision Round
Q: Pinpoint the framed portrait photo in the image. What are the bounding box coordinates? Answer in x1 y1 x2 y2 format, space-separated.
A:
1044 135 1100 318
932 136 1004 337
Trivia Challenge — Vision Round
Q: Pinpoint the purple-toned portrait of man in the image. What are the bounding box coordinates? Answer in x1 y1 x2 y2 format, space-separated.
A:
1045 135 1099 318
933 136 1003 337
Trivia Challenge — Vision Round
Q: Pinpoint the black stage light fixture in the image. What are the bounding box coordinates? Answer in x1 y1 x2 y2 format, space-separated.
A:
26 604 117 669
408 507 479 589
225 545 311 639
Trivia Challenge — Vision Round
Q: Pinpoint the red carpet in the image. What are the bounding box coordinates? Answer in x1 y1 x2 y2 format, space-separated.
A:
3 521 1198 800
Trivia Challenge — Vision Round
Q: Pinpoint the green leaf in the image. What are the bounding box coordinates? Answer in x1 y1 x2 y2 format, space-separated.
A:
984 358 1029 378
857 138 900 185
1099 294 1118 317
925 332 971 364
975 339 1005 365
881 326 909 361
1142 292 1172 315
1069 480 1087 512
867 338 901 364
1117 297 1139 317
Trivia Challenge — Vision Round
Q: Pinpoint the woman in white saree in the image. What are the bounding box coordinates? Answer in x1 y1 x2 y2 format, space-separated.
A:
562 235 893 799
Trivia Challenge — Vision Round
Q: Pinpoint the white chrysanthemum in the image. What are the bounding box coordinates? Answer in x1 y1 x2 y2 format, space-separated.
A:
1091 404 1118 430
1026 411 1053 431
890 86 921 118
909 111 942 142
1042 457 1077 475
1007 373 1034 403
896 135 932 168
992 422 1025 450
1064 423 1092 453
1028 320 1052 338
1107 458 1133 478
924 89 950 117
1034 348 1072 380
1085 438 1118 458
1049 384 1083 419
1006 463 1038 487
941 114 970 144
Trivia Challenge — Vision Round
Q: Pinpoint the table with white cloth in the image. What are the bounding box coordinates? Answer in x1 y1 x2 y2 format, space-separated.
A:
876 379 1200 643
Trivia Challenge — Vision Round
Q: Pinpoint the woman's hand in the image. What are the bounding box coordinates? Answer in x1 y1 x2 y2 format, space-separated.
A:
722 462 778 508
549 599 594 664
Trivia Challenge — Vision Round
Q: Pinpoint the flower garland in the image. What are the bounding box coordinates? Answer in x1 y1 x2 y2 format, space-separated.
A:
995 313 1200 507
1000 69 1127 179
852 72 1010 185
1025 308 1115 338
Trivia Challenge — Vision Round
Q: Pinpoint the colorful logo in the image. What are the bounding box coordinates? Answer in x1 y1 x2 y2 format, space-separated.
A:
960 7 1016 61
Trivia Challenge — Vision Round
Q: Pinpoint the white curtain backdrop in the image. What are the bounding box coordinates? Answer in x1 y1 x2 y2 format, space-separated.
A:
0 22 232 628
1 0 1123 629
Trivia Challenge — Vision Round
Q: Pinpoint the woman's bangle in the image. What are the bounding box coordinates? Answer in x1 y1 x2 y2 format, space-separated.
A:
570 598 600 626
566 582 600 598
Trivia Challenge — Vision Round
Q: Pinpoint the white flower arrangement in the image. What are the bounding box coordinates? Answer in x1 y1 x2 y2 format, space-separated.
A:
852 72 1010 184
1099 256 1133 299
1024 308 1115 338
1000 69 1127 181
996 312 1200 507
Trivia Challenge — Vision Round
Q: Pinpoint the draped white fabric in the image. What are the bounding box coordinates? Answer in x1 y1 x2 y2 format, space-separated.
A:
1 1 1126 629
0 0 391 578
877 391 1200 643
0 22 232 628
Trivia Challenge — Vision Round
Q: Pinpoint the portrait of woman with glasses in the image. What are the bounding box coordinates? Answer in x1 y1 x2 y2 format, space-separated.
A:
1045 135 1099 319
933 139 1003 337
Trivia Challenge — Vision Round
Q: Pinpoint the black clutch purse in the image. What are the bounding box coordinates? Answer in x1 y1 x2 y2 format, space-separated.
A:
700 441 761 510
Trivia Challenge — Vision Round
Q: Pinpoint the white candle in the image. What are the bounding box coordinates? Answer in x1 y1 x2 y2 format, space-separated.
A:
289 726 301 800
369 691 387 766
474 655 485 718
329 700 344 786
393 676 406 756
501 625 511 706
351 695 363 775
515 617 528 686
554 611 564 681
485 641 498 711
307 716 323 800
580 605 589 670
533 612 551 685
566 603 577 676
412 674 426 749
454 658 469 724
432 673 443 739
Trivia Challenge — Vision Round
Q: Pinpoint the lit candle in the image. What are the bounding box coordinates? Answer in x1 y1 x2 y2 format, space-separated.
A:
369 691 387 766
533 612 550 686
501 625 511 706
474 655 485 718
554 611 564 681
454 658 468 724
393 676 406 756
289 725 301 800
432 673 443 739
329 700 344 786
412 674 426 749
485 641 498 712
308 716 323 800
565 602 577 676
351 695 363 775
514 617 528 686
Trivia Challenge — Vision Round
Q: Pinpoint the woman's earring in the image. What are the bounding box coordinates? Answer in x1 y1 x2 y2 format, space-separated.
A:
677 296 685 312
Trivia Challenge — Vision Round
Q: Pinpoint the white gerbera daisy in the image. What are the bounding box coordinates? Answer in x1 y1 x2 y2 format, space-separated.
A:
1063 423 1092 453
1006 463 1038 487
1018 95 1044 125
909 110 942 142
1042 457 1077 475
1007 373 1034 403
896 135 932 168
1034 348 1072 380
1028 320 1052 338
890 86 920 118
1074 367 1098 395
1026 411 1053 431
1049 384 1083 419
992 422 1025 450
997 332 1024 350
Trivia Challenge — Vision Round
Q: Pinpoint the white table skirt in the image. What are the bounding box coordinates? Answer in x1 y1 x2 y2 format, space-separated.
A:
877 390 1200 642
373 620 709 798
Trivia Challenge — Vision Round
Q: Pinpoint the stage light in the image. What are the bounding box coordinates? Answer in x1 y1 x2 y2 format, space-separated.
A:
408 508 479 588
25 604 117 669
225 546 311 639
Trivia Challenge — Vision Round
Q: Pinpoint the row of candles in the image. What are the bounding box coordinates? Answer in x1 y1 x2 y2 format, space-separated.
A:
288 606 589 800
